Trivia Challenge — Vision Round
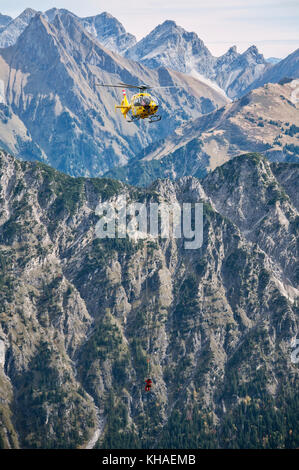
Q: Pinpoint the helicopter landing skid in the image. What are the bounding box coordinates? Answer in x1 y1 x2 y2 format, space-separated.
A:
149 115 162 123
127 116 141 122
127 115 161 123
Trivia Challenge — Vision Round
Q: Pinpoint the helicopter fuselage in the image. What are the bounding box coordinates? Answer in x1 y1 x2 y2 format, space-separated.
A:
116 91 161 122
97 81 179 123
130 93 159 119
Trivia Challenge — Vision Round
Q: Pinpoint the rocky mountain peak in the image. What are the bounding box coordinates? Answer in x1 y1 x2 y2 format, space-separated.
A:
0 12 12 29
228 45 237 54
52 8 81 36
248 47 299 91
125 18 214 76
157 20 204 46
161 19 177 27
150 19 181 36
216 45 239 66
44 7 59 20
214 43 268 97
80 11 136 54
0 9 280 100
246 44 258 54
99 11 116 20
84 11 127 35
7 13 67 80
44 8 76 23
20 7 37 18
137 19 205 46
0 7 38 48
2 8 136 56
242 44 266 64
16 12 53 44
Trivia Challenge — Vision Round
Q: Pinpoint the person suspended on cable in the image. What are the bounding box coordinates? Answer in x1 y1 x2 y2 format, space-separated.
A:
145 378 152 392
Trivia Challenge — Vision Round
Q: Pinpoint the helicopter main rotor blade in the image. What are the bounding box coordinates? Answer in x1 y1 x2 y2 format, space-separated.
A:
95 84 129 88
148 86 182 89
117 82 150 90
96 82 182 90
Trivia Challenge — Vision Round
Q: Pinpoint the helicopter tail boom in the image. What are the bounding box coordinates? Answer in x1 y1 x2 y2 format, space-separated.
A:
115 89 131 119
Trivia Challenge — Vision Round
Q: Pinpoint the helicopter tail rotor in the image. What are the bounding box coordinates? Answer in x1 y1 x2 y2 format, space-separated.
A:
115 89 131 118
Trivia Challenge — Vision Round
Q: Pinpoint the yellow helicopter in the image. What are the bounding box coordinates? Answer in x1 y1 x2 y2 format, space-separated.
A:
96 82 179 123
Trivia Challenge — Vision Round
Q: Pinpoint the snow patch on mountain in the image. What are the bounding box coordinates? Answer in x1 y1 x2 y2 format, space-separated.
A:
0 339 5 367
189 69 230 101
0 79 5 103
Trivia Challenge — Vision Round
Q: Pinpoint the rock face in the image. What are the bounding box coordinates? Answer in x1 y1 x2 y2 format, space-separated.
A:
0 14 12 31
0 11 228 178
0 8 37 48
214 45 271 99
0 149 298 449
125 20 215 78
80 12 137 54
249 48 299 90
107 80 299 186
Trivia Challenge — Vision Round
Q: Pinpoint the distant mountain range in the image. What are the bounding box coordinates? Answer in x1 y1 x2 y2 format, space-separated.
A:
125 22 271 99
0 8 298 179
249 48 299 91
1 8 298 100
0 11 228 177
0 8 137 54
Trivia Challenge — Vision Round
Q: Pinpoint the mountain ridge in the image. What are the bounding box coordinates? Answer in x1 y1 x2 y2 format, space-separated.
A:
1 8 298 103
125 19 272 99
0 8 37 48
0 9 276 100
249 48 299 91
0 148 298 448
0 10 228 177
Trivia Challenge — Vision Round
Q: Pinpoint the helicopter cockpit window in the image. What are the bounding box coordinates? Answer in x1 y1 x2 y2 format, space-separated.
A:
133 97 141 106
134 96 151 107
151 95 159 106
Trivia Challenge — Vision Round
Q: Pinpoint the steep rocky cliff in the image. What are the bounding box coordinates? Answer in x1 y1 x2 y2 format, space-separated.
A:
0 149 298 448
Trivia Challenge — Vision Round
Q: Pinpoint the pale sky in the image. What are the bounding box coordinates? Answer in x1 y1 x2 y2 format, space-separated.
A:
1 0 299 58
